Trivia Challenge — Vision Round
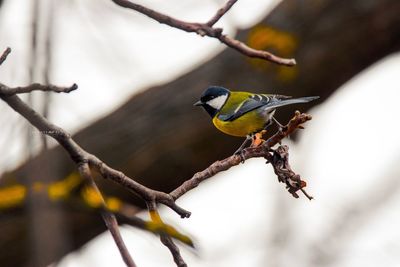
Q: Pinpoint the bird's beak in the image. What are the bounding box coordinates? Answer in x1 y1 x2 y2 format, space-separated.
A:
193 100 203 106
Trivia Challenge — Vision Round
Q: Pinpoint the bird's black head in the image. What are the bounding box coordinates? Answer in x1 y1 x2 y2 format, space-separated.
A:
194 86 230 118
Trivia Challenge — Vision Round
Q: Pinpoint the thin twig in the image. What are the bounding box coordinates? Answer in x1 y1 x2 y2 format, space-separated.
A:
219 35 296 66
78 163 136 267
0 83 78 95
0 47 11 65
147 202 187 267
160 235 187 267
111 0 296 66
207 0 238 26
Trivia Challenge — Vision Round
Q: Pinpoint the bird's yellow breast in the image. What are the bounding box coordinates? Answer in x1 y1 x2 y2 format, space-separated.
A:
212 110 267 137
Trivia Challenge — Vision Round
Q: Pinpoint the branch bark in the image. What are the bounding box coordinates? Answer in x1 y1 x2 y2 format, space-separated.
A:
0 83 77 95
0 84 191 218
78 163 136 267
0 47 11 65
111 0 296 66
170 111 313 200
206 0 238 26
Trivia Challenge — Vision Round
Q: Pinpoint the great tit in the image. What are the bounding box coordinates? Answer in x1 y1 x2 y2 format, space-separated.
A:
194 86 319 152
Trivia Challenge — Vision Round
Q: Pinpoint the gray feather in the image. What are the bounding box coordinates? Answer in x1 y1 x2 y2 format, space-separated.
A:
219 95 319 122
263 96 319 110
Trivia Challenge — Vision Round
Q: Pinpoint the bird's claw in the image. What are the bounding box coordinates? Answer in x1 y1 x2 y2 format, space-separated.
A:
272 116 287 133
234 149 246 163
251 131 266 147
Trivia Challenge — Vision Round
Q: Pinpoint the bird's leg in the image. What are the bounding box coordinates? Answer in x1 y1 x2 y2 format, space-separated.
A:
234 135 252 154
272 116 285 131
234 135 253 162
263 119 273 130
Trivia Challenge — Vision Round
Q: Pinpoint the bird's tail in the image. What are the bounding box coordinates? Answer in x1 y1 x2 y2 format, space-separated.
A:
266 96 319 110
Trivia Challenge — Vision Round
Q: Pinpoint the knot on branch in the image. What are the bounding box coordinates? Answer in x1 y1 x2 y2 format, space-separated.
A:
195 24 223 37
263 111 312 148
268 145 313 200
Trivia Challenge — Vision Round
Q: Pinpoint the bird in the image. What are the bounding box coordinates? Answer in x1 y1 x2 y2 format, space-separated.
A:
194 86 319 154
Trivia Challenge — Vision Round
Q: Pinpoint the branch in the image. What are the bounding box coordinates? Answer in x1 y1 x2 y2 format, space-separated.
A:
207 0 238 26
0 47 11 65
111 0 296 66
0 92 192 217
0 49 191 266
0 83 78 95
92 159 191 218
267 144 313 200
170 111 313 200
0 48 312 266
160 235 187 267
219 35 295 66
78 163 136 267
0 86 312 265
147 203 187 267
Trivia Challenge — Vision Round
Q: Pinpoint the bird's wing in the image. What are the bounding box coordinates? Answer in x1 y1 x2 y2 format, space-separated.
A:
218 93 318 122
218 93 280 122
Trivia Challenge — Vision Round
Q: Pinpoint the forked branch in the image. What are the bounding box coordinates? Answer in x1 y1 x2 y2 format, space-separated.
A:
0 47 190 266
0 47 313 267
111 0 296 66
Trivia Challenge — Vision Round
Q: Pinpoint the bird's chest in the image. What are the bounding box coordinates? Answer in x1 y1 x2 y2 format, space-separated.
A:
212 108 272 137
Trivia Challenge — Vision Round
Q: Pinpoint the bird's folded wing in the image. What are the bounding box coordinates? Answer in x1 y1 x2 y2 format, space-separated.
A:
218 94 280 122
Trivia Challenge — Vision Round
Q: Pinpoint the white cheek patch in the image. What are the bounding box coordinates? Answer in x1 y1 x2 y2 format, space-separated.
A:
206 95 228 110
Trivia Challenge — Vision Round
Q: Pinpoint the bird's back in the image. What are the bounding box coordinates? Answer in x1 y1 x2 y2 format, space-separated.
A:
212 90 318 137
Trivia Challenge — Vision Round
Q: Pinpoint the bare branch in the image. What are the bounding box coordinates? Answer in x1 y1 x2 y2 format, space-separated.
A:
2 82 311 204
1 48 311 266
207 0 238 26
267 145 313 200
0 47 11 65
0 83 311 265
0 91 191 220
78 163 136 267
91 158 192 218
0 83 78 95
111 0 196 33
0 65 191 264
219 35 296 66
170 111 312 200
160 235 187 267
147 204 187 267
111 0 296 66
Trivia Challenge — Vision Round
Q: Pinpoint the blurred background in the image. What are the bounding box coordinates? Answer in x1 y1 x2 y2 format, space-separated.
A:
1 0 400 266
